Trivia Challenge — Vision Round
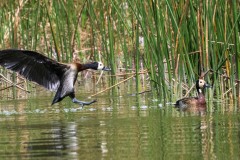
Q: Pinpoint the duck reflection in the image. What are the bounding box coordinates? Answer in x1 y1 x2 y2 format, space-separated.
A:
24 122 78 158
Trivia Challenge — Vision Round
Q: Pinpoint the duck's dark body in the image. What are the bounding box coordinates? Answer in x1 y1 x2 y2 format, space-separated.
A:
52 64 78 105
0 49 110 106
175 79 210 111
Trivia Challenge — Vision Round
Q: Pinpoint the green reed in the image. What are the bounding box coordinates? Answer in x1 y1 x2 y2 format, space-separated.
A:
232 0 240 98
0 0 239 102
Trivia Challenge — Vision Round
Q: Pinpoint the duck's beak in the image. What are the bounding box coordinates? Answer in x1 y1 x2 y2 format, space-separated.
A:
204 83 211 88
102 66 111 71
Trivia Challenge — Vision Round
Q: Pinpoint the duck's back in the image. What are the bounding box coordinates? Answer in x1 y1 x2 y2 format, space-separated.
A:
175 97 198 110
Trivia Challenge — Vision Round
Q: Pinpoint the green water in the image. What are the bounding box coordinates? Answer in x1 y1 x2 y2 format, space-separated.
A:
0 83 239 159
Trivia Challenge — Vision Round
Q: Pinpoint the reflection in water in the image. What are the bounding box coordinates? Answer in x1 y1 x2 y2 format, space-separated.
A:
25 122 78 158
0 85 240 159
0 121 78 158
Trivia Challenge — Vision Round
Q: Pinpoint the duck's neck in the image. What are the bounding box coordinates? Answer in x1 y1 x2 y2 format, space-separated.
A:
75 63 92 72
197 88 204 94
197 88 206 103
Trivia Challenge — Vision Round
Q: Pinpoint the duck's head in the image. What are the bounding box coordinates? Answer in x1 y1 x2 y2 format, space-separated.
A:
92 62 111 71
196 79 211 93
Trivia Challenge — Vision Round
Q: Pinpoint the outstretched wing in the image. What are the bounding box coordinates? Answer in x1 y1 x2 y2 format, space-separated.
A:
0 49 69 91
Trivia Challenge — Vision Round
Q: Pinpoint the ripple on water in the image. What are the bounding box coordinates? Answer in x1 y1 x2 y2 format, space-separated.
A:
0 110 18 116
0 107 86 115
140 105 148 110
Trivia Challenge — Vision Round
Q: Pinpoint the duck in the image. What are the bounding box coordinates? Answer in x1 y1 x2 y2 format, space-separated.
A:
174 78 211 111
0 49 111 106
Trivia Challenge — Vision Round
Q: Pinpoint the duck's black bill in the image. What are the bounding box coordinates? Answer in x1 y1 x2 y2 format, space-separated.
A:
102 66 111 71
204 83 212 88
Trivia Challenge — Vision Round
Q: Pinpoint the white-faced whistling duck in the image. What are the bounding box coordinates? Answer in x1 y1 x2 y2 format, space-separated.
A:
174 79 211 111
0 49 111 106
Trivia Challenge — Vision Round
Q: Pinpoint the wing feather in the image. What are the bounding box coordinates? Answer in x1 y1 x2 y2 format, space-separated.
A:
0 49 69 91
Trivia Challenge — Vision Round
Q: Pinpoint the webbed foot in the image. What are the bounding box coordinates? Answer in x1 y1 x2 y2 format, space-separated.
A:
72 98 97 106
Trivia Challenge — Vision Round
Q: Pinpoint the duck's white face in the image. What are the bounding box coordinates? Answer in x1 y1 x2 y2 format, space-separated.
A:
97 62 111 71
198 79 206 88
97 62 104 70
197 79 211 93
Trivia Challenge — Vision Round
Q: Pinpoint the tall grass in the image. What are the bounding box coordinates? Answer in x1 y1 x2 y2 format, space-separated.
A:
0 0 239 102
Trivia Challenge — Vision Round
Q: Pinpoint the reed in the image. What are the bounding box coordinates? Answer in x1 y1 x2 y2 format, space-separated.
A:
232 0 240 99
0 0 239 103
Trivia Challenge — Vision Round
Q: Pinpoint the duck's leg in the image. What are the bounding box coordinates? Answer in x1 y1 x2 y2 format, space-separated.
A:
72 98 97 106
69 93 96 106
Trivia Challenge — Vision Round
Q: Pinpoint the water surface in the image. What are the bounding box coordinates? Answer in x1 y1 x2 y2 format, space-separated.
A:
0 83 239 159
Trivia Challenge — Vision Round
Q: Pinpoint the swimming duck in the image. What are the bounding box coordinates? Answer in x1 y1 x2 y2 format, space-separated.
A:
0 49 111 106
175 79 211 111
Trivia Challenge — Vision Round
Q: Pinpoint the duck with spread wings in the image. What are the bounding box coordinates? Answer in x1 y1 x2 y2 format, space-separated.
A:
0 49 111 106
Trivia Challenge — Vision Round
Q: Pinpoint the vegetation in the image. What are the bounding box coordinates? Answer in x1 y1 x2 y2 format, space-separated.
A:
0 0 239 102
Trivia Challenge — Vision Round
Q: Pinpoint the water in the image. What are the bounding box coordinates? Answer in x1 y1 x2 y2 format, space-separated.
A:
0 84 240 159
